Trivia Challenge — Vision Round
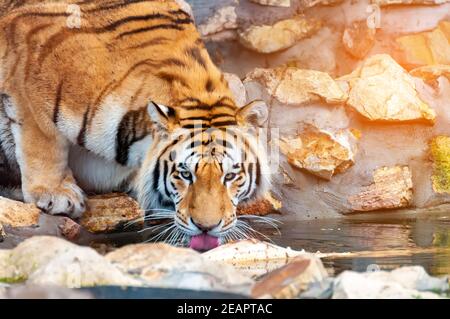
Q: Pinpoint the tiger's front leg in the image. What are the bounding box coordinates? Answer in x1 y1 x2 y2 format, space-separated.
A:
16 114 86 218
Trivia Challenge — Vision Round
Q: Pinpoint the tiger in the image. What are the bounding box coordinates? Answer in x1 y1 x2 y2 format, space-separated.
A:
0 0 271 249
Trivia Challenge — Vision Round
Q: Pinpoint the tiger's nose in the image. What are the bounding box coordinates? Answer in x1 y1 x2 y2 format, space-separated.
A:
191 218 221 232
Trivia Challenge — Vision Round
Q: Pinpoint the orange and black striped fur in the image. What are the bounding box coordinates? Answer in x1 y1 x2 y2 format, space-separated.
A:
0 0 270 244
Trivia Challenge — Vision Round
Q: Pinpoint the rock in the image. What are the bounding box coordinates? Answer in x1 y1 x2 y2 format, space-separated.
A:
332 266 448 299
105 243 253 294
0 196 40 227
342 21 376 59
372 0 450 5
224 73 247 107
59 217 82 241
410 64 450 86
348 166 413 212
0 236 141 287
278 124 357 180
430 136 450 194
340 54 436 123
249 0 291 7
304 0 345 6
245 67 347 105
79 193 144 233
396 21 450 69
0 223 5 241
376 266 449 292
251 256 328 298
238 16 321 53
203 239 324 278
237 193 282 216
1 285 93 299
197 5 238 37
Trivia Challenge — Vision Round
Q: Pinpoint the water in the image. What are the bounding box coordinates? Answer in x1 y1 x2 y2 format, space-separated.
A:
258 207 450 276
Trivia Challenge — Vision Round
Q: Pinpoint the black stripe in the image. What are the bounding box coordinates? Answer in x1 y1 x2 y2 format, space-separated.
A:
168 9 192 17
182 124 203 129
242 163 254 199
236 181 246 188
159 138 182 160
150 101 168 120
256 159 261 188
212 121 237 127
77 108 89 146
172 18 193 25
117 24 184 39
99 13 172 32
152 160 161 194
185 47 206 69
157 71 189 88
205 78 214 92
115 107 150 165
53 81 63 125
215 139 233 149
180 104 211 111
187 140 202 149
238 163 248 200
211 113 236 120
180 104 237 112
159 58 187 68
163 160 171 199
95 13 192 34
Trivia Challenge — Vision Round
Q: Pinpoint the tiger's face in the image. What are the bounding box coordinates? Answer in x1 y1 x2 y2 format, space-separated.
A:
136 100 270 250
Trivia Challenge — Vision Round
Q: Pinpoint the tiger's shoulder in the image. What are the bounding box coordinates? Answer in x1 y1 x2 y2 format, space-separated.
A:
0 0 237 161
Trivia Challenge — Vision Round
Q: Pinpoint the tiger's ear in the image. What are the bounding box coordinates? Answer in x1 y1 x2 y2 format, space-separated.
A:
236 100 268 127
147 101 177 131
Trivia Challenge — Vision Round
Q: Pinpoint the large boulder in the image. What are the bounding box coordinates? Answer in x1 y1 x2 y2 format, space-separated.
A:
238 16 321 53
245 67 347 105
278 124 357 180
106 243 253 293
333 266 448 299
0 197 40 228
347 166 414 212
340 54 436 123
79 193 144 233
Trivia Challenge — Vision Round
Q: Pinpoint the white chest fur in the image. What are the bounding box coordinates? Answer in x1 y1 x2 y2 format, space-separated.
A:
68 145 136 193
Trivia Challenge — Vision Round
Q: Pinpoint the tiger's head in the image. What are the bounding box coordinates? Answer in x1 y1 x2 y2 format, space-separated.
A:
135 99 271 250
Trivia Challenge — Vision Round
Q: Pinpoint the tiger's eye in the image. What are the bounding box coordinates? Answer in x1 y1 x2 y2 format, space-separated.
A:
224 173 236 182
181 171 192 180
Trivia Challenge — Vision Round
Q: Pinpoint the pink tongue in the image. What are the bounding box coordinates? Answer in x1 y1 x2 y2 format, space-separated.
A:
189 234 220 251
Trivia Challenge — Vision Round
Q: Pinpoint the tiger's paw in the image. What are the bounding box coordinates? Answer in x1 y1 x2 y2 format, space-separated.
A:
24 176 86 219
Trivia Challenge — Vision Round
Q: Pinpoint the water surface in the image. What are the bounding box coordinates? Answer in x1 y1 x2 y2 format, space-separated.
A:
259 206 450 276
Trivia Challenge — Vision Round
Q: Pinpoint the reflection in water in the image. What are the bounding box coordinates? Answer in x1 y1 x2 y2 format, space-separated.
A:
257 212 450 276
